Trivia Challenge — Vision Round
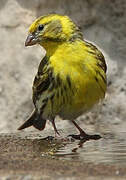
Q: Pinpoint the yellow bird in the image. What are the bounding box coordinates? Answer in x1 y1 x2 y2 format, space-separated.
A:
18 14 107 140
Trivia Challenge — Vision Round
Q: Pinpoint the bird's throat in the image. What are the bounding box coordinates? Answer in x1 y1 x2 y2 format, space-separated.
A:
40 41 65 57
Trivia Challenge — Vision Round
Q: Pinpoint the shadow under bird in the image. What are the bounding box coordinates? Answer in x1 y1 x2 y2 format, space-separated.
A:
18 14 107 140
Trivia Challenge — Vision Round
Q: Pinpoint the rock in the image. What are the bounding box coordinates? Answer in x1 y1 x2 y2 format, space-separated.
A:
0 0 126 134
0 133 126 179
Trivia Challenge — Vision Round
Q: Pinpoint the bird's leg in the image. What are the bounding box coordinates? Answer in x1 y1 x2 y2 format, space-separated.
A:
51 119 72 141
51 119 60 138
69 120 101 140
72 120 88 137
45 119 60 141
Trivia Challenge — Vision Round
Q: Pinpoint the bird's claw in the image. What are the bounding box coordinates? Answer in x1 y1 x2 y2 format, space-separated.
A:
43 136 54 141
68 134 102 141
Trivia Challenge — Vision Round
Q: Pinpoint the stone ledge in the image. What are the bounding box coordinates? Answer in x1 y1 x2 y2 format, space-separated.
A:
0 133 126 180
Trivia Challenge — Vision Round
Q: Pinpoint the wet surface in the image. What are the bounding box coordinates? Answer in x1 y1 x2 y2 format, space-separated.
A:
1 131 126 166
1 132 126 179
26 131 126 166
54 132 126 165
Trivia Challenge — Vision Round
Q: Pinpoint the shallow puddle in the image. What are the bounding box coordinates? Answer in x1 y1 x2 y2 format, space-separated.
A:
51 132 126 165
3 131 126 166
19 131 126 165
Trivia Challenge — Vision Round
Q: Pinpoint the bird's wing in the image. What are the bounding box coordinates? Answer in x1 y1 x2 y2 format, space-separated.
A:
18 56 50 131
32 56 53 105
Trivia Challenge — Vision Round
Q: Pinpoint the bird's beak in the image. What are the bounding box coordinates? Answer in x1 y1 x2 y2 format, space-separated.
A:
25 33 38 46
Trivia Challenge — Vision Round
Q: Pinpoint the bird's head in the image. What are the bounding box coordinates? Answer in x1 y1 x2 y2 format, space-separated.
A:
25 14 83 47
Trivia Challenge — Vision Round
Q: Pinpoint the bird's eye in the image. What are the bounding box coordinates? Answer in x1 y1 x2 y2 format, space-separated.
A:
38 24 44 31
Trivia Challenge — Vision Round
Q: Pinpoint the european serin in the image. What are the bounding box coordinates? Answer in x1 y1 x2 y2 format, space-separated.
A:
18 14 107 140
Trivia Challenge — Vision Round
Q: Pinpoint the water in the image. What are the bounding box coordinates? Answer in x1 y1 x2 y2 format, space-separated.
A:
52 132 126 165
10 130 126 166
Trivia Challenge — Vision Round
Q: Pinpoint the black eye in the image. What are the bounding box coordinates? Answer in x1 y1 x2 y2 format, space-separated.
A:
38 24 44 31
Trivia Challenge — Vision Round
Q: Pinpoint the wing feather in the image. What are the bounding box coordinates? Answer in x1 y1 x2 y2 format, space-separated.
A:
32 56 52 104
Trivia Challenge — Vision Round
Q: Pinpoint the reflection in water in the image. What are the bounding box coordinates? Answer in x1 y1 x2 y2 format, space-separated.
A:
20 132 126 165
53 132 126 165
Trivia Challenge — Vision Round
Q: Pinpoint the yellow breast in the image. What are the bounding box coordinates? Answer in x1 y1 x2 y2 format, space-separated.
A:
41 40 107 119
42 40 106 119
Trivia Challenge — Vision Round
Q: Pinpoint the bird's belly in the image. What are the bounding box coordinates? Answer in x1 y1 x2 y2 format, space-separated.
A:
35 71 106 121
59 80 105 120
58 97 99 120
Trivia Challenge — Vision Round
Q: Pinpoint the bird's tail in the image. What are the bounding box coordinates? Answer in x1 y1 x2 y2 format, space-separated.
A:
18 109 46 131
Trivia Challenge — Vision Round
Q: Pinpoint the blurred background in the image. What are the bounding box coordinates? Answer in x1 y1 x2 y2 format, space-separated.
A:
0 0 126 134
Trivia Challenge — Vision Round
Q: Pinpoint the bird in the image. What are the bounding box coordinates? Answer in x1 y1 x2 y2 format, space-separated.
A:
18 14 107 140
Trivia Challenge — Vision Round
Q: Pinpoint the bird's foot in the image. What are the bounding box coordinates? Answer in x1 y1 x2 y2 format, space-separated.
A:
43 136 55 141
54 134 75 142
68 132 102 141
43 135 75 142
43 134 62 141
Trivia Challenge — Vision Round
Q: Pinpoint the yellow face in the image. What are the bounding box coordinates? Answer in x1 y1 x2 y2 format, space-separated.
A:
25 14 79 47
